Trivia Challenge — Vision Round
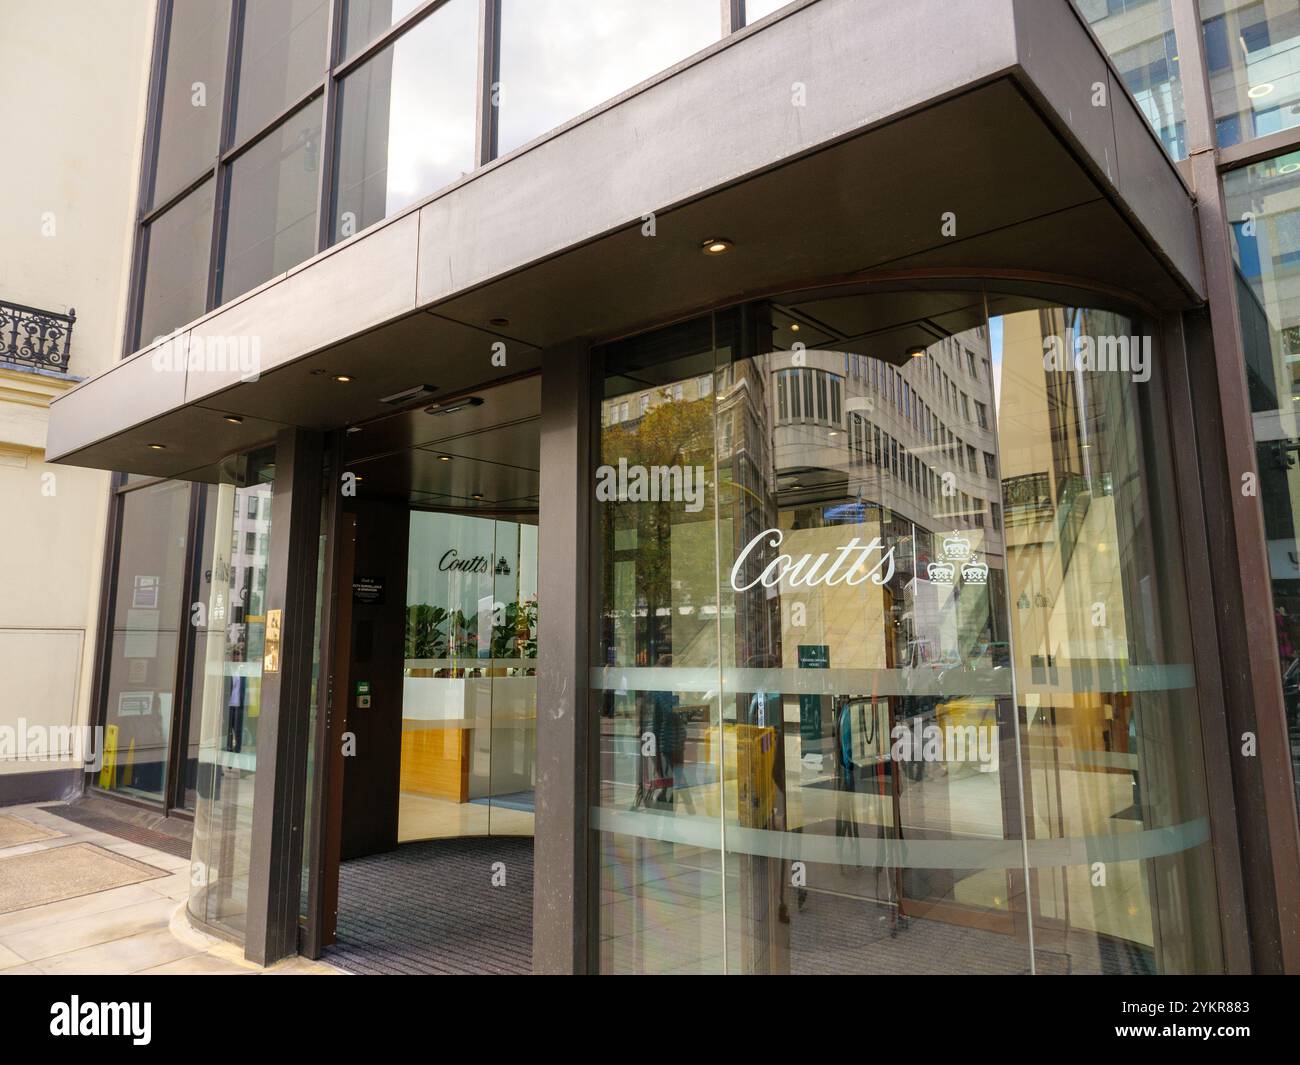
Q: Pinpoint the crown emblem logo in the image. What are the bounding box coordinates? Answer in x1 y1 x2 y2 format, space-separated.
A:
961 560 989 584
941 535 971 560
927 561 955 584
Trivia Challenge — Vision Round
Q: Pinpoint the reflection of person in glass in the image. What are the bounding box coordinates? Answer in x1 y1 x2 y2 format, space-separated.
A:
637 654 685 810
833 697 863 850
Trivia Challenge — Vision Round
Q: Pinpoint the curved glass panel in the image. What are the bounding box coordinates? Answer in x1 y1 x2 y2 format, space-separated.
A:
591 291 1222 974
189 447 276 938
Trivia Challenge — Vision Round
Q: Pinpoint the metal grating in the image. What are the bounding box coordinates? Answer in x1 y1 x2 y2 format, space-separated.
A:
326 836 533 975
39 804 193 860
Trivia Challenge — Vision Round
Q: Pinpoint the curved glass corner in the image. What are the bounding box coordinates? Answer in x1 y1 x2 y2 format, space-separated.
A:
589 289 1223 974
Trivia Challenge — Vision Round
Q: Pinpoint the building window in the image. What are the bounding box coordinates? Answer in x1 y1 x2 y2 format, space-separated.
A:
976 400 989 429
331 0 478 243
149 0 231 208
96 481 194 805
339 0 426 60
1073 0 1186 159
217 99 324 303
137 180 215 347
231 0 329 143
496 0 720 157
1224 152 1300 816
1202 1 1300 149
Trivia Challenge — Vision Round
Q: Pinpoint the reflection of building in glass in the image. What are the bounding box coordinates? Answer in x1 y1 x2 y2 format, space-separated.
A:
1076 0 1186 159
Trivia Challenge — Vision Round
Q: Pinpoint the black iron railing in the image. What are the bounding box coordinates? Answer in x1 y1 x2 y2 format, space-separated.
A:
0 299 75 373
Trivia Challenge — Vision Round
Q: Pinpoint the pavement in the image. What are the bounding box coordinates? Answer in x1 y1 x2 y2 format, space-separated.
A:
0 802 343 975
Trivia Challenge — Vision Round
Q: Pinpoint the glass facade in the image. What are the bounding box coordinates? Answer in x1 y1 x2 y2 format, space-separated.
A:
150 0 230 207
1225 154 1300 816
1074 0 1187 160
744 0 795 25
399 512 538 840
495 0 719 157
189 447 277 938
592 294 1222 973
232 0 330 142
331 0 478 244
218 99 323 301
131 0 745 346
92 0 1300 970
1203 0 1300 149
138 180 214 347
97 480 193 804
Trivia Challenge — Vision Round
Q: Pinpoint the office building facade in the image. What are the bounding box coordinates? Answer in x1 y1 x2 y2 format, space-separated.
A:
40 0 1300 973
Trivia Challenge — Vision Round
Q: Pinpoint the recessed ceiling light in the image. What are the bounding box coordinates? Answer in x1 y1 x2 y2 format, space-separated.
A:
1249 82 1275 99
489 317 510 328
907 345 926 358
790 323 800 332
437 455 452 462
223 415 243 425
790 482 803 490
334 374 354 383
148 443 166 450
701 237 733 255
472 493 484 501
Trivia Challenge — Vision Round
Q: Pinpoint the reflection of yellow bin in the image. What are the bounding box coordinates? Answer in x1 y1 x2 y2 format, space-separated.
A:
705 724 778 828
936 697 996 730
98 725 119 789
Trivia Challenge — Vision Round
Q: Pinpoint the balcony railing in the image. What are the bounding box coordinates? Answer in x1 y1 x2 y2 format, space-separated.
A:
0 299 75 373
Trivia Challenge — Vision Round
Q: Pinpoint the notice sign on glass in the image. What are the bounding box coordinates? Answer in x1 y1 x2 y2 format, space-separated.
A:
798 644 829 742
353 576 385 605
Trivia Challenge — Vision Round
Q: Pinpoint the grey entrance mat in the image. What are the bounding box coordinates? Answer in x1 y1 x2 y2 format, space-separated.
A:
326 836 533 975
0 814 61 849
0 843 168 914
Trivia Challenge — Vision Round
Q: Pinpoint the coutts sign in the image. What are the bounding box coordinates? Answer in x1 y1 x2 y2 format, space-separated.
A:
730 528 896 592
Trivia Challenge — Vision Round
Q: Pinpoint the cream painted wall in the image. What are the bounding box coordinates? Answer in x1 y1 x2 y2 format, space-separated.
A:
0 0 155 782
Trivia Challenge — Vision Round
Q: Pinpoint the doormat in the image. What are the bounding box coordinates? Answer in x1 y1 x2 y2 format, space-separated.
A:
39 803 192 859
0 843 167 915
0 814 61 850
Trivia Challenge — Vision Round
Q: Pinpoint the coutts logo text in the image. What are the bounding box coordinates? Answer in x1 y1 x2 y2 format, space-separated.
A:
730 529 896 592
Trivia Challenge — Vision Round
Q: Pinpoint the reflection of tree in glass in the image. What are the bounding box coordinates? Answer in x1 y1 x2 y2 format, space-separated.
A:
600 394 713 663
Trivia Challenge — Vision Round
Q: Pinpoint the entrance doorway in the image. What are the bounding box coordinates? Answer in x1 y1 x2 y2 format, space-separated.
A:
305 374 541 973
